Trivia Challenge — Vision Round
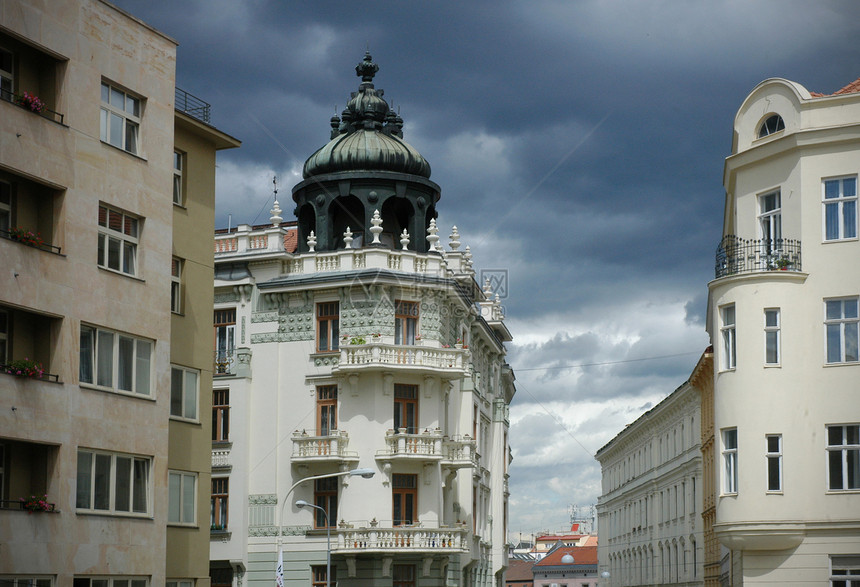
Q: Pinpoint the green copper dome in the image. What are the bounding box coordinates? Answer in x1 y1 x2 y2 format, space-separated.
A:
302 52 431 179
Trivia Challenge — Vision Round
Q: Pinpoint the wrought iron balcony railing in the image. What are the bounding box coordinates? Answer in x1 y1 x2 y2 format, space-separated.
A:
715 236 802 278
1 87 64 124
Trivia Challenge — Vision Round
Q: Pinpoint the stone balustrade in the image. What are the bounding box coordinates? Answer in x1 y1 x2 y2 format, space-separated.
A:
335 343 468 376
334 526 468 554
291 430 358 463
212 447 230 469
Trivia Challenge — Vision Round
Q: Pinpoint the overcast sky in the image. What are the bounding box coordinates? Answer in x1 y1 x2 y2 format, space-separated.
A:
112 0 860 537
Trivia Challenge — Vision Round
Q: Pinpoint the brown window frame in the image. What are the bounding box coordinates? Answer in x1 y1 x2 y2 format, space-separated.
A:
212 389 229 442
394 300 419 345
392 473 417 526
394 384 418 434
314 477 338 529
312 565 336 587
316 385 337 436
393 564 416 587
317 302 339 352
211 477 228 530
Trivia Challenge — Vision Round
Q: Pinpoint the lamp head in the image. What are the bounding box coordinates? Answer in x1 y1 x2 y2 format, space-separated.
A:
349 467 375 479
295 499 311 509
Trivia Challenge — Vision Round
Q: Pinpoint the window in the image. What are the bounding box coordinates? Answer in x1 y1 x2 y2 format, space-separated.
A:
316 302 339 352
393 565 415 587
79 325 152 396
766 434 782 492
100 81 140 154
394 384 418 434
76 449 151 515
830 555 860 586
211 477 228 530
825 298 859 364
720 305 736 370
824 176 857 241
759 190 782 255
1 578 52 587
73 578 147 587
0 308 7 364
171 258 183 314
0 181 10 233
214 309 236 374
168 470 196 525
764 308 780 365
314 477 337 528
392 473 417 526
317 385 337 435
212 389 229 442
173 151 184 205
722 428 738 494
758 114 784 138
394 300 418 345
167 581 193 587
170 366 198 420
827 425 860 491
0 47 12 100
312 566 336 587
97 205 139 276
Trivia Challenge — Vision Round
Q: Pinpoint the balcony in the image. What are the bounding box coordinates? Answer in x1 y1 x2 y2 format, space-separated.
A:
214 349 235 376
291 430 358 465
175 87 211 124
0 306 61 382
333 525 469 555
334 343 469 378
0 171 65 255
715 236 802 278
212 445 231 470
375 431 476 468
0 31 66 125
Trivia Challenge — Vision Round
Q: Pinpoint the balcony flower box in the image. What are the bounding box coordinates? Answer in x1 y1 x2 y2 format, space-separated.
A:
20 494 55 513
8 227 45 247
3 358 45 378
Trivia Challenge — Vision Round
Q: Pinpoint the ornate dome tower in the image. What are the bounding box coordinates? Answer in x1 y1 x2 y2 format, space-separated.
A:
292 52 440 252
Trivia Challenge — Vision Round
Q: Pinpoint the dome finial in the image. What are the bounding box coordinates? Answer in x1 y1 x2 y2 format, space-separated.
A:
356 51 378 83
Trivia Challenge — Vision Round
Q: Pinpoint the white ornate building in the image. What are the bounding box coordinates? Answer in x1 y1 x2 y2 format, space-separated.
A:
706 77 860 585
209 54 515 587
595 358 706 587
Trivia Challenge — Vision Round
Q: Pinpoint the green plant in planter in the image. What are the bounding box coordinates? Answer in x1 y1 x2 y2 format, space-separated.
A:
349 336 367 345
3 358 45 378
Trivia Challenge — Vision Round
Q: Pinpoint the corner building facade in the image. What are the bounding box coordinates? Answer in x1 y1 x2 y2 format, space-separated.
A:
210 54 515 587
707 77 860 585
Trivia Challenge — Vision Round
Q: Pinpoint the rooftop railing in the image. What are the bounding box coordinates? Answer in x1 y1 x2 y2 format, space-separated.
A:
175 87 211 123
715 236 802 278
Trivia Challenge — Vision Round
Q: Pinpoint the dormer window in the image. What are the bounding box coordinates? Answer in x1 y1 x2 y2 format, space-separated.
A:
758 114 785 138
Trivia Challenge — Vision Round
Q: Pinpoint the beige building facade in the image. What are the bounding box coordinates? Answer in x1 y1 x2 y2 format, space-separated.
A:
707 77 860 585
0 1 237 586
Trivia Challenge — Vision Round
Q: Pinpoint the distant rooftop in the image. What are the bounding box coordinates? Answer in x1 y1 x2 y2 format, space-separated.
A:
809 76 860 98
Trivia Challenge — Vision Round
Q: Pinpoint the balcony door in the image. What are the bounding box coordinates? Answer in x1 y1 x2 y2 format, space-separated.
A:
759 190 782 255
392 473 417 526
394 384 418 434
214 309 235 373
316 385 337 436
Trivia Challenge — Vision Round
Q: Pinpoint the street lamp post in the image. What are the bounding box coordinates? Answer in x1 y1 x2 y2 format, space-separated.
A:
275 467 374 585
297 500 330 587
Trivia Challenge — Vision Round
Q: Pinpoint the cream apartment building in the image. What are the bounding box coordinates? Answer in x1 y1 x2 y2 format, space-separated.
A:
707 77 860 585
208 53 515 587
0 1 238 586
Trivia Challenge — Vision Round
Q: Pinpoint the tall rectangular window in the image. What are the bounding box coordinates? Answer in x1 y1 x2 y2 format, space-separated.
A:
312 566 336 587
393 565 416 587
0 181 11 233
173 151 184 205
394 300 419 345
214 309 236 374
826 298 859 364
392 474 417 526
212 389 229 442
171 258 183 314
170 366 199 421
313 477 337 528
759 190 782 254
168 470 196 525
827 424 860 491
766 434 782 492
0 308 7 364
394 384 418 434
721 305 736 370
76 449 150 515
98 205 139 276
764 308 780 365
823 176 857 241
316 385 337 435
100 81 141 154
0 47 13 100
316 302 339 352
722 428 738 494
211 477 228 530
79 325 152 396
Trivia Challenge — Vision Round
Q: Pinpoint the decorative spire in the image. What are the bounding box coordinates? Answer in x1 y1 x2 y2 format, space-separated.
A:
426 218 440 251
484 278 494 296
269 176 283 227
449 226 461 251
400 229 410 250
307 230 317 252
355 51 379 83
343 226 354 249
369 209 383 244
464 245 473 270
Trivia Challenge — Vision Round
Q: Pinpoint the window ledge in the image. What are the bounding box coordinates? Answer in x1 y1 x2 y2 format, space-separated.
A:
210 529 231 540
169 415 201 425
76 510 153 519
168 522 199 528
823 361 860 367
822 237 859 244
79 383 156 401
100 140 148 162
212 440 232 448
825 489 860 495
97 265 146 282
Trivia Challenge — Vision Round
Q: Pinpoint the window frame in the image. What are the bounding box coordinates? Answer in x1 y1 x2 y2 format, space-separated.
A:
97 204 140 277
392 564 416 587
722 428 738 495
764 308 780 366
311 565 336 587
100 81 141 155
394 300 419 345
313 477 338 529
392 473 417 527
757 114 785 139
822 175 858 242
73 578 148 587
826 424 860 492
825 297 859 364
79 324 152 397
211 477 228 531
212 389 230 442
0 180 11 234
316 385 337 436
316 301 339 352
168 470 197 526
830 555 860 586
0 46 13 100
766 434 783 493
173 150 185 206
758 189 782 256
75 449 151 516
214 308 236 374
171 257 183 314
0 307 8 364
394 384 418 434
1 578 52 587
720 305 736 371
170 365 199 422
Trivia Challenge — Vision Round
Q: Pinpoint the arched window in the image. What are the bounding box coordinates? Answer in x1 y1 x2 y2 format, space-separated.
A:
758 114 785 138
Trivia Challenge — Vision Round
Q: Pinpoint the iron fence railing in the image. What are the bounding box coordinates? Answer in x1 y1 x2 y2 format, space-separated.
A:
1 87 64 124
0 499 56 512
715 236 802 278
1 228 62 254
175 87 211 123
